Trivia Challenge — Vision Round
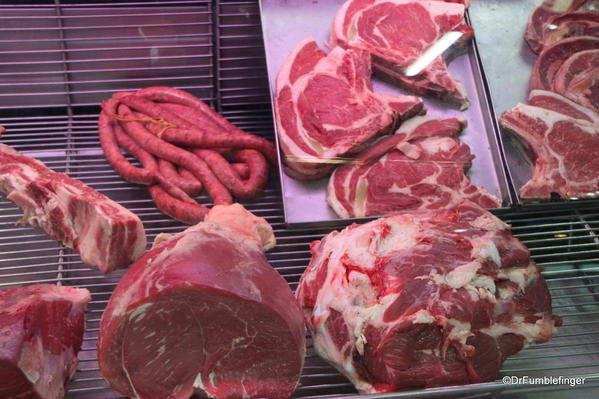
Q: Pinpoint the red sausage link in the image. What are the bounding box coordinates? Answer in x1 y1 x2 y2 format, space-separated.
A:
149 185 208 224
158 159 203 197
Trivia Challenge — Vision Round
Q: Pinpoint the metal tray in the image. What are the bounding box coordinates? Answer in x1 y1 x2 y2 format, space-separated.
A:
260 0 513 225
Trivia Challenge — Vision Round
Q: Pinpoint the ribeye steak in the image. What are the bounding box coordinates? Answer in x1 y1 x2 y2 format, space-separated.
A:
327 115 500 218
0 284 90 399
275 37 423 180
330 0 474 108
296 202 560 393
554 49 599 112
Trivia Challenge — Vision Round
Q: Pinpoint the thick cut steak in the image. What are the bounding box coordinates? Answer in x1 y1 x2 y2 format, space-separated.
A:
98 204 305 399
501 91 599 199
0 143 146 273
530 36 599 91
554 49 599 112
327 116 500 218
537 12 599 51
330 0 474 108
296 202 560 394
275 37 423 180
0 284 90 399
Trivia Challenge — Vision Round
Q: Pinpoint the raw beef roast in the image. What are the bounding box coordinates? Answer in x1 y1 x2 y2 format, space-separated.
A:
0 143 146 273
275 37 423 180
296 202 560 394
501 91 599 199
327 116 500 218
554 49 599 112
98 204 305 399
530 36 599 91
0 284 90 399
330 0 474 108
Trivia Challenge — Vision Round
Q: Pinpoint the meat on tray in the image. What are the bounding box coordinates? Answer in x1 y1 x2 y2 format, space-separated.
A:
98 204 305 399
327 115 500 218
296 201 561 394
275 37 423 180
553 48 599 113
0 143 146 273
330 0 474 108
0 284 91 399
501 90 599 199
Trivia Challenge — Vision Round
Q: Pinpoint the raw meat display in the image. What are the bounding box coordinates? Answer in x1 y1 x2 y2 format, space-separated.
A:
0 284 91 399
553 49 599 112
296 201 561 393
99 86 277 224
330 0 474 108
0 143 146 273
530 36 599 91
327 115 500 218
275 37 424 180
536 12 599 51
501 91 599 199
98 204 305 399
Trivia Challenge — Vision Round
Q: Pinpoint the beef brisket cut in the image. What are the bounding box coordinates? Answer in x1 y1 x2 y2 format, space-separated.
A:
330 0 474 108
327 115 500 218
0 284 90 399
275 37 423 180
0 143 147 273
296 202 560 394
530 36 599 91
98 204 305 399
554 49 599 112
501 91 599 199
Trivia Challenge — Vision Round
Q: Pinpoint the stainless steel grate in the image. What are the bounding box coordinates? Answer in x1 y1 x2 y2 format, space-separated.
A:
1 1 598 398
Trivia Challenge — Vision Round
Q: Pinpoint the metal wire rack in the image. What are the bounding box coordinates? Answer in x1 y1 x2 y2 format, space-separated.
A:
0 1 598 398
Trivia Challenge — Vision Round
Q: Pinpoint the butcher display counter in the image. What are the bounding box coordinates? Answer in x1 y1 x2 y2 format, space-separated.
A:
0 1 598 398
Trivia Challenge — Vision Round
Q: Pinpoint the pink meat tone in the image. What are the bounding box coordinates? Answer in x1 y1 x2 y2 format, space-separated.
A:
554 49 599 113
330 0 474 108
501 90 599 199
98 204 305 399
275 37 423 180
0 284 90 399
536 12 599 52
0 143 146 273
327 115 500 218
296 202 560 394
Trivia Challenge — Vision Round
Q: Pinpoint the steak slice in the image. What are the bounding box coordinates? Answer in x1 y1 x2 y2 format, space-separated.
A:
0 143 146 273
296 202 560 394
327 115 500 218
538 12 599 51
275 37 423 180
530 36 599 91
98 204 305 399
554 49 599 112
501 93 599 199
528 89 599 123
330 0 474 108
0 284 90 399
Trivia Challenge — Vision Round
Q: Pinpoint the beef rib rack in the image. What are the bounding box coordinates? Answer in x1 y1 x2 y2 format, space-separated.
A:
296 202 560 394
330 0 474 108
327 115 500 218
501 90 599 200
275 37 423 180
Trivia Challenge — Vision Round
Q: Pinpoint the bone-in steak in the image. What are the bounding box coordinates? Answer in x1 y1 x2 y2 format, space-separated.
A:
554 49 599 113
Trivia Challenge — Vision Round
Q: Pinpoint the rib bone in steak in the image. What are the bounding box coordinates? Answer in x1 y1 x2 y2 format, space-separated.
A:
296 202 560 393
275 37 423 180
327 115 500 218
501 90 599 200
330 0 474 108
0 143 147 273
554 49 599 113
98 204 305 399
0 284 90 399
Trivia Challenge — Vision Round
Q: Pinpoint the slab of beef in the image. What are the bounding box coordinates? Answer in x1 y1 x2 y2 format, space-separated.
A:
524 0 598 53
530 36 599 91
553 49 599 112
275 37 423 180
98 204 305 399
296 202 560 394
330 0 474 108
0 284 91 399
0 143 147 273
327 115 500 218
501 91 599 199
